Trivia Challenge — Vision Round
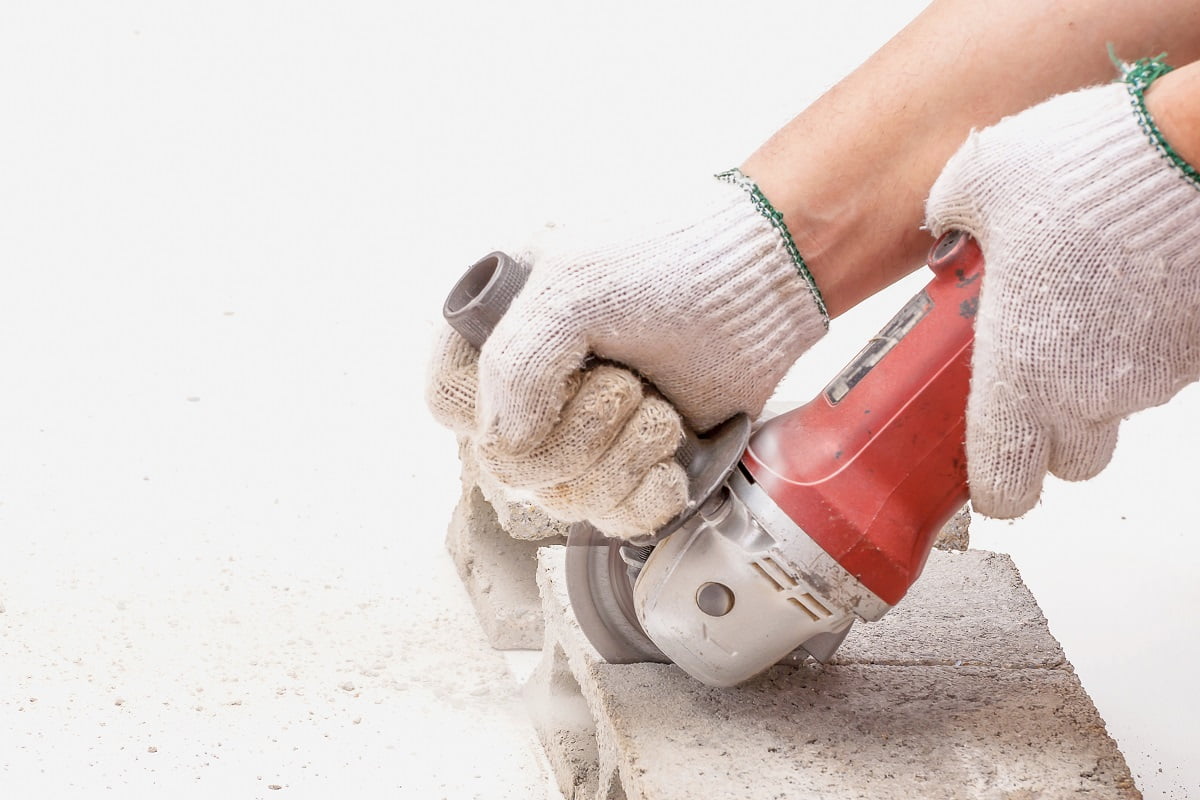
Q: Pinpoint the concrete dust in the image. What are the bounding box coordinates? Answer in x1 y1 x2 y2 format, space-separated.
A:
0 522 556 799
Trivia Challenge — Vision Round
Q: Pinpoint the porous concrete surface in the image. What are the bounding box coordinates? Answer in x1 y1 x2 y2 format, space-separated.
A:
446 483 566 649
448 438 570 649
0 523 559 799
458 439 572 542
831 549 1065 669
531 546 1140 800
935 504 972 551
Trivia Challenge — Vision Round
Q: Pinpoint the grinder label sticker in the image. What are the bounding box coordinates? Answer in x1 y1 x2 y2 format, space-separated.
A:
823 290 934 405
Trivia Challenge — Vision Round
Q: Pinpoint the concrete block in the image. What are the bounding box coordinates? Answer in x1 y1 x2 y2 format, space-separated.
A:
530 546 1140 800
444 484 564 650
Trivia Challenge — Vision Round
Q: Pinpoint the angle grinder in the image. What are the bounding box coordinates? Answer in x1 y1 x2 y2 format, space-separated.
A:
443 230 982 687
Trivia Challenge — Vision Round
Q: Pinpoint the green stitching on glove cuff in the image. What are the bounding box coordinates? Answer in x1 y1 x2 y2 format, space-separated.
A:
715 168 830 323
1116 53 1200 192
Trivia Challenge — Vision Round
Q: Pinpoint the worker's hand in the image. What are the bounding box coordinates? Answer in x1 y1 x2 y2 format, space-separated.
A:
428 325 689 537
428 171 828 537
926 63 1200 518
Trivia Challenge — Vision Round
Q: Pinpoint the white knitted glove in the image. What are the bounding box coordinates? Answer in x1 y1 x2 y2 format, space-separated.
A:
428 327 689 536
429 171 828 537
926 62 1200 518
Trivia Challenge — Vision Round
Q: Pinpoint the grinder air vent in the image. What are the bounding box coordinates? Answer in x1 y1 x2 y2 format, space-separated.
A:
752 555 834 622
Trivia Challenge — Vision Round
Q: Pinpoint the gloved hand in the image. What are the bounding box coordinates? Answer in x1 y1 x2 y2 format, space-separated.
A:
428 170 828 537
926 60 1200 518
428 327 690 536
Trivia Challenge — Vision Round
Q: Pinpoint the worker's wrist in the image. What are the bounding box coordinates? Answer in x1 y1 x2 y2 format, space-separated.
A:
714 168 829 324
739 149 938 320
1139 58 1200 188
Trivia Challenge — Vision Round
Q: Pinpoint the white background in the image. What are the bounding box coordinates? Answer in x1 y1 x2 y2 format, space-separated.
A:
0 2 1195 798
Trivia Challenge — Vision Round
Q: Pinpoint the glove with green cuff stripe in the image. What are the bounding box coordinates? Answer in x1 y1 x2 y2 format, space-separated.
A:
429 171 827 538
926 58 1200 519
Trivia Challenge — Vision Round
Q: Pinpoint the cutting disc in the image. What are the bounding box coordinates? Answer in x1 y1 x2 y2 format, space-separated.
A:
564 414 752 665
564 522 670 664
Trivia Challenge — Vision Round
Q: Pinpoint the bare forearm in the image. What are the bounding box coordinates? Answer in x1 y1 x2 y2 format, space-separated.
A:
1146 60 1200 167
743 0 1200 317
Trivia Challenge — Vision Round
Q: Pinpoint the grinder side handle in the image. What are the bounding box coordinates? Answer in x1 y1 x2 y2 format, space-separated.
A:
443 251 531 350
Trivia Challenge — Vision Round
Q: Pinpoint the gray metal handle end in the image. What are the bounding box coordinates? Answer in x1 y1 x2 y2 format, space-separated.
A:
443 251 530 349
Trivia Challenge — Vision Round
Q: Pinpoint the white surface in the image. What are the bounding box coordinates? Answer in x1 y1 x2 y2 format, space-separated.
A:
0 2 1194 798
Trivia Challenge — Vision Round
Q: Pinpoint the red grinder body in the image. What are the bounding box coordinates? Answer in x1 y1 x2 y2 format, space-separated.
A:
743 231 983 606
